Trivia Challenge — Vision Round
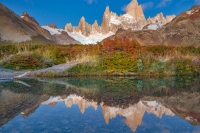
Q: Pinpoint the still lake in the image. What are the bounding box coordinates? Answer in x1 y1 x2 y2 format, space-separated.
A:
0 76 200 133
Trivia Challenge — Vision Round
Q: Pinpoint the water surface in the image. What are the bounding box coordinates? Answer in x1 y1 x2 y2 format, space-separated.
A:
0 76 200 133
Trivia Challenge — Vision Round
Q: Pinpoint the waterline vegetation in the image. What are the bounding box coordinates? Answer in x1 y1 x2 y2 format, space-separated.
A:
0 38 200 77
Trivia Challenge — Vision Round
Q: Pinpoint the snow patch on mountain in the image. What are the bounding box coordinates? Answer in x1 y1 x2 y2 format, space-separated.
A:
42 25 114 44
121 14 136 24
42 26 62 35
147 23 163 30
109 16 121 25
123 14 134 19
186 10 193 15
67 31 115 44
186 9 199 15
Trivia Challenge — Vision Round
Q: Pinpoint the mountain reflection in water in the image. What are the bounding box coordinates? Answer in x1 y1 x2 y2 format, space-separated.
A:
41 94 174 132
0 76 200 132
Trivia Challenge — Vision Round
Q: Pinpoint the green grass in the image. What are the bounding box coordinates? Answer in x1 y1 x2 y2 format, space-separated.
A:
0 42 199 76
67 47 200 77
1 53 45 70
0 43 77 70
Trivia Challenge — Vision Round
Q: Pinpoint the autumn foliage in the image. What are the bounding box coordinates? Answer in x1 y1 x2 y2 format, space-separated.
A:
0 38 199 76
101 37 146 56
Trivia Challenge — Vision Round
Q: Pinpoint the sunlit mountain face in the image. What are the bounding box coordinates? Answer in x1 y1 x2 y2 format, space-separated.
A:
0 76 200 132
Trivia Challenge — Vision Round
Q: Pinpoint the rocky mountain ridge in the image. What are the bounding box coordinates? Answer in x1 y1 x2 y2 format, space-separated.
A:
102 5 200 46
0 4 80 44
64 0 175 38
20 12 81 44
0 4 38 42
1 1 199 46
21 11 53 41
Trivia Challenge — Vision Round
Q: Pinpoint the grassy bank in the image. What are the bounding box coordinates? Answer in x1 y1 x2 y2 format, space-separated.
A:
0 43 95 70
0 39 200 77
35 45 200 77
66 38 200 77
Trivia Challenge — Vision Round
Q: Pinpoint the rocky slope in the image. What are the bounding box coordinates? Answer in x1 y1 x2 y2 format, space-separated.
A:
41 26 81 44
64 0 175 44
160 6 200 46
21 11 53 41
52 31 81 44
0 4 37 42
102 6 200 46
0 4 80 44
22 11 81 45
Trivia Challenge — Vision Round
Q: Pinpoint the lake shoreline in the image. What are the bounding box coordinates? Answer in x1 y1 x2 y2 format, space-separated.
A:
31 70 200 78
1 63 199 79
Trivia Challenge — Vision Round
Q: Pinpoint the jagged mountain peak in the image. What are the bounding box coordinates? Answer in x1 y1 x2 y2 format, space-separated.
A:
105 6 110 13
48 23 57 29
80 16 85 21
21 11 39 25
65 23 73 32
93 20 98 26
22 11 28 16
63 0 175 44
147 12 174 25
103 5 200 47
77 16 91 36
126 0 145 21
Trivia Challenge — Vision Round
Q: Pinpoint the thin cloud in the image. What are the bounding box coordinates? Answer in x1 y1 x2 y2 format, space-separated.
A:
156 0 172 8
195 0 200 4
121 5 127 12
24 0 34 5
142 2 154 10
86 0 97 4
